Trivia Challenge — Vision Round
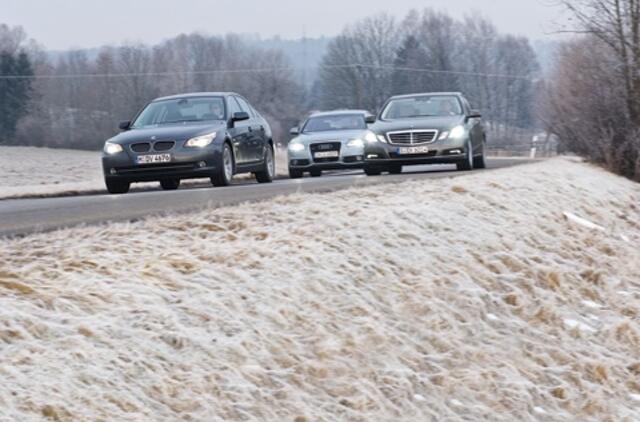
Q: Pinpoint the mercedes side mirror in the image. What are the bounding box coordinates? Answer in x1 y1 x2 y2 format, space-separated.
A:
119 120 131 131
468 110 482 119
290 126 300 136
365 115 376 124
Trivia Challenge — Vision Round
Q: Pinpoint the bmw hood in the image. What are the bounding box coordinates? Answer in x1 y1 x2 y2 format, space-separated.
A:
371 116 465 134
106 121 226 145
295 129 371 145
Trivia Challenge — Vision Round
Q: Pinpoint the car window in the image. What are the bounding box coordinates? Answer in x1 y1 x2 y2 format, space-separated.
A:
235 96 254 118
131 97 226 128
227 96 242 116
381 95 463 119
302 114 366 133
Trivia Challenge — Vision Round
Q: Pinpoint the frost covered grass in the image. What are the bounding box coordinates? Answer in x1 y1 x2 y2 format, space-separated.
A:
0 158 639 421
0 146 104 199
0 146 289 199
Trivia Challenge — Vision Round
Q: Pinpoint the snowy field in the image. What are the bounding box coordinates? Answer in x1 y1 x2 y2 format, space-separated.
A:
1 158 639 421
0 146 289 199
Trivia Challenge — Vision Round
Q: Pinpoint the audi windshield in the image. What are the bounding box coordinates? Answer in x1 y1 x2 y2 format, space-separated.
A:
302 114 367 133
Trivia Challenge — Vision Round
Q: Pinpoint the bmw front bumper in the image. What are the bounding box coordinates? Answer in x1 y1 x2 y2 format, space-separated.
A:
102 145 223 183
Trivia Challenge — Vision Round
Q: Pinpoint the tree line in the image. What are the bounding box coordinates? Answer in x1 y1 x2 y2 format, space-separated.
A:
313 10 541 148
1 8 543 152
542 0 640 181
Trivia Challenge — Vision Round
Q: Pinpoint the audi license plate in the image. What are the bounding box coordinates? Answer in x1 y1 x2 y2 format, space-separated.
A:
136 154 172 164
314 151 339 159
398 146 430 155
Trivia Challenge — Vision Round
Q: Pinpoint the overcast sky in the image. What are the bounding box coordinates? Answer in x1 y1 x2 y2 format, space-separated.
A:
3 0 565 50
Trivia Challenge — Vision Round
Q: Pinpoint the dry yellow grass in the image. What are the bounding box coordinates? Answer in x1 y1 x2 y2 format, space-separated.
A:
0 157 639 421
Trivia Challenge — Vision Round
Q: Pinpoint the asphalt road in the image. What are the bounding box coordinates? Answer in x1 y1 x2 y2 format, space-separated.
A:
0 158 533 238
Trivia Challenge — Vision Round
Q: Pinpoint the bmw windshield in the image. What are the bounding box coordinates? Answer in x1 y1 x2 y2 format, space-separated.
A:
381 96 463 120
132 97 226 129
302 114 366 133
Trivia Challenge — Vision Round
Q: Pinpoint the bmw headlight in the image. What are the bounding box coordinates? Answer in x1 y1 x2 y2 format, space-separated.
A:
449 125 466 139
288 142 305 152
347 139 364 148
104 142 123 155
185 132 217 148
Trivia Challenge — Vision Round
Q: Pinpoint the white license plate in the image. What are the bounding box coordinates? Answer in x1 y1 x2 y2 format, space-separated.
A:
136 154 172 164
398 146 430 155
314 151 339 159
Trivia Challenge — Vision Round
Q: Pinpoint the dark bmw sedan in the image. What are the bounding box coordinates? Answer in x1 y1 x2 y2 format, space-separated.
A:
364 92 487 175
102 92 275 194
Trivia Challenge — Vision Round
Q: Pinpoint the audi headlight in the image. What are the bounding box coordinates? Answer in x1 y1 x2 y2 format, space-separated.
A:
449 126 466 139
347 139 364 148
288 143 305 152
185 132 217 148
104 142 123 155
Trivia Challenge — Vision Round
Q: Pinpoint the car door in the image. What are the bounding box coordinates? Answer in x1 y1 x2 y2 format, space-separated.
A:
235 96 264 162
464 98 483 153
227 96 251 165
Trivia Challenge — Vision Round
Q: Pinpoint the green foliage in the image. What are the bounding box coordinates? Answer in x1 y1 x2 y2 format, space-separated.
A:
0 51 33 143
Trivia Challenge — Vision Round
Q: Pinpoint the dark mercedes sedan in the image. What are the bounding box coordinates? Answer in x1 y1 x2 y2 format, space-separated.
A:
364 92 487 175
102 92 274 194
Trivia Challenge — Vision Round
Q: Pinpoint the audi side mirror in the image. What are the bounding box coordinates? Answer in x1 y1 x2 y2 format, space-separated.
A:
468 110 482 119
119 120 131 131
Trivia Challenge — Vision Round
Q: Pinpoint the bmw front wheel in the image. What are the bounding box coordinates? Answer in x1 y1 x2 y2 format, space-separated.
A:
212 143 234 187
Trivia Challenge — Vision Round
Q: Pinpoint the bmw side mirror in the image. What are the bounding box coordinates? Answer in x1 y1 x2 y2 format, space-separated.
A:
290 126 300 136
119 120 131 131
365 115 376 124
232 112 250 122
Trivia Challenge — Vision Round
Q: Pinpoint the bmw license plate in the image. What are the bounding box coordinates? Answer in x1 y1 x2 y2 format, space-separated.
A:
136 154 172 164
314 151 339 159
398 146 430 155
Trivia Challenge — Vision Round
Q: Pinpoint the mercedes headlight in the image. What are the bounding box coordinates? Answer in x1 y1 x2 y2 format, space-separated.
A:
104 142 123 155
449 126 466 139
185 132 217 148
347 139 364 148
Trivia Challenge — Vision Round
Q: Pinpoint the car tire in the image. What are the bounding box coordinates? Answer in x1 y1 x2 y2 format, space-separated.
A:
310 169 322 178
364 165 382 176
160 178 181 190
456 142 474 171
389 164 403 174
473 145 487 169
255 144 275 184
105 179 130 194
289 168 303 179
211 142 234 187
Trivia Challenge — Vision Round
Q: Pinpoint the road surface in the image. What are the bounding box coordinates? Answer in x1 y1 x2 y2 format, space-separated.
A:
0 159 533 237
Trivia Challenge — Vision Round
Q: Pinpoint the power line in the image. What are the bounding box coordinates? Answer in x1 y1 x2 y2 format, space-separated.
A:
0 63 537 81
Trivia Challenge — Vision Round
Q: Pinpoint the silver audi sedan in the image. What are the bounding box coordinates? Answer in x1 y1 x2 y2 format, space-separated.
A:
287 110 376 178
